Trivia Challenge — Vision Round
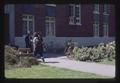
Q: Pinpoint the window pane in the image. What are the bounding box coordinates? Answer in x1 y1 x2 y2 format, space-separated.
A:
76 18 80 23
69 5 74 17
23 21 27 35
51 22 54 35
93 23 99 36
104 4 110 13
103 24 108 36
23 15 27 19
75 6 79 17
29 16 33 19
94 4 99 12
46 22 49 35
29 21 33 33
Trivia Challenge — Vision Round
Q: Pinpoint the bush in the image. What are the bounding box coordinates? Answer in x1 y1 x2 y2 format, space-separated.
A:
5 45 39 69
28 57 39 65
64 41 115 62
5 45 20 65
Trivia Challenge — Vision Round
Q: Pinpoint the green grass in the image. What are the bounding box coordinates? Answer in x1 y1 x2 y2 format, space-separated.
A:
5 64 111 79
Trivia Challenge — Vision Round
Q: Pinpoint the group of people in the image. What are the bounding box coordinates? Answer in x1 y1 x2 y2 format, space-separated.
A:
25 32 45 62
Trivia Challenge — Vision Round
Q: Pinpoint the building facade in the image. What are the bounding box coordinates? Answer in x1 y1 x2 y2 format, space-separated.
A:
4 4 115 48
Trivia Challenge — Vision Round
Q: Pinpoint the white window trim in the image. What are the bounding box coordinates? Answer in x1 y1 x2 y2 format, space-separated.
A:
76 17 82 25
22 14 35 36
103 23 109 37
103 4 110 15
69 4 82 26
45 4 56 7
46 16 55 22
93 4 100 14
45 17 56 37
93 23 99 37
76 5 82 25
69 16 75 25
69 4 75 25
103 12 110 15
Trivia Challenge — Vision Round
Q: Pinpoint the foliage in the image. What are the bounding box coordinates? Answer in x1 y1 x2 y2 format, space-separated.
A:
64 41 115 62
5 45 20 65
5 45 39 69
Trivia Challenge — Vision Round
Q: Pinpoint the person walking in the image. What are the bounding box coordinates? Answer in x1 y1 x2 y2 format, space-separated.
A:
32 32 45 62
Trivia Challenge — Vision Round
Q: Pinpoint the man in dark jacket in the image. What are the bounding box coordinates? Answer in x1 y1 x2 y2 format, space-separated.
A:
25 33 31 48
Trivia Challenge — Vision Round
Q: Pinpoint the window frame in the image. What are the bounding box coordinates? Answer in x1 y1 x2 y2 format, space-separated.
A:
93 23 99 37
45 16 56 36
69 4 81 25
69 4 75 25
103 4 110 15
93 4 100 14
103 23 109 37
75 5 81 25
22 14 35 36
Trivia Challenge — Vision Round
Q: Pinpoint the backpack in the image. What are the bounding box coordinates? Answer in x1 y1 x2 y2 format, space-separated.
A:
35 37 43 49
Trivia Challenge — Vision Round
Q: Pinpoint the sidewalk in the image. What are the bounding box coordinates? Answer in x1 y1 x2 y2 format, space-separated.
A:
38 54 115 77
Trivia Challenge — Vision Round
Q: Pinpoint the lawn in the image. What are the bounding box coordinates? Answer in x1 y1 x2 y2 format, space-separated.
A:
5 64 111 79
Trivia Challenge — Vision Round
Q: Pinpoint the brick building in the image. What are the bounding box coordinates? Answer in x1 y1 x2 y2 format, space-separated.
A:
4 4 115 48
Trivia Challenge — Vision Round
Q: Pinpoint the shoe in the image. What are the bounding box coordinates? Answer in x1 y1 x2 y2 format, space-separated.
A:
41 57 45 62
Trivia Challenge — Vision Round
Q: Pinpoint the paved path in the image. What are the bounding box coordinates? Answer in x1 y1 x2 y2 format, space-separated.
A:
38 54 115 77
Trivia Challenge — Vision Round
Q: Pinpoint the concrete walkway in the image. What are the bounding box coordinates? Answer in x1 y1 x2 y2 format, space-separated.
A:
38 54 115 78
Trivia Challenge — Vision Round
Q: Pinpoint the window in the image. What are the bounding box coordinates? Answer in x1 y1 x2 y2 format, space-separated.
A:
75 5 81 25
69 4 74 17
69 4 75 25
93 23 99 37
103 4 110 15
22 14 34 36
45 16 55 36
93 14 99 23
69 4 81 25
93 4 99 14
93 4 99 37
103 23 109 37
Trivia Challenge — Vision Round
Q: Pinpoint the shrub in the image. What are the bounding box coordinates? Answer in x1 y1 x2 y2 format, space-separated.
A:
64 41 115 62
28 57 39 65
5 45 39 69
5 45 20 65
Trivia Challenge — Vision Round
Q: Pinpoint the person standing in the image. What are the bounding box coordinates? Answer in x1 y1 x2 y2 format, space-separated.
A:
25 33 31 48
